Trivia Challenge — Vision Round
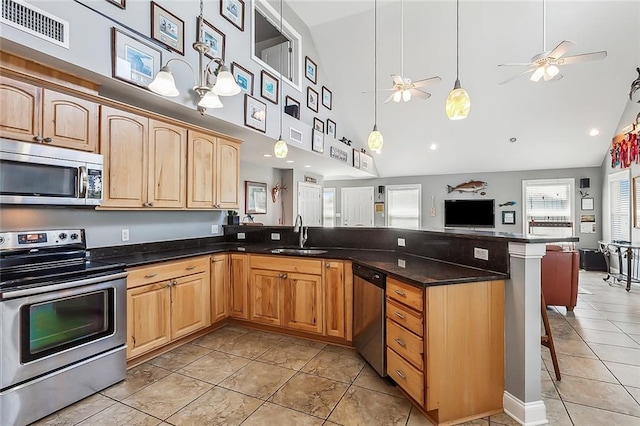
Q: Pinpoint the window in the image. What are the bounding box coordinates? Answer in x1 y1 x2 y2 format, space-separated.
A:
323 188 335 227
386 184 421 229
523 178 574 238
609 171 630 242
252 0 302 90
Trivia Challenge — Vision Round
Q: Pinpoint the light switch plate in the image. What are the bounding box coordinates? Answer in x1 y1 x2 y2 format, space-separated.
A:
271 233 281 240
474 247 489 261
398 238 406 247
211 225 219 234
121 229 129 242
237 233 246 240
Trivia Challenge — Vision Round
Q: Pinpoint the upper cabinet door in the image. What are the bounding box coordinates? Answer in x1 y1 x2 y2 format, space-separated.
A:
148 120 187 208
216 138 240 209
0 76 41 142
187 130 217 208
100 106 149 208
42 89 98 152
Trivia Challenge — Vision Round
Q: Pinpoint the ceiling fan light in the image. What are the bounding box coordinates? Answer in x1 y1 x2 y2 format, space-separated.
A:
393 91 402 103
547 64 560 77
445 80 470 120
148 66 179 97
197 90 223 108
402 90 411 102
530 66 545 82
368 125 384 153
274 138 288 158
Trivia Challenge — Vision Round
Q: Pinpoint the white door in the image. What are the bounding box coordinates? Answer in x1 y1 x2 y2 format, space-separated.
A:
341 187 374 227
298 182 322 226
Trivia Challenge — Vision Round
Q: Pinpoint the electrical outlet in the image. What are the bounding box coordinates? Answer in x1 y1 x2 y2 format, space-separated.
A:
397 259 406 268
237 233 245 240
211 225 219 234
271 233 281 240
474 247 489 261
121 229 129 242
398 238 406 247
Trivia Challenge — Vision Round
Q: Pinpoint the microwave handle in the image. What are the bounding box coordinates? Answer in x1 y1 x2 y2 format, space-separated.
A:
78 166 88 198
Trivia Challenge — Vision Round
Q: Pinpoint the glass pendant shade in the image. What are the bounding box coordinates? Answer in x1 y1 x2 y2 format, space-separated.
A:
393 91 402 103
445 79 470 120
148 66 179 97
274 138 288 158
212 67 242 96
197 90 223 108
368 125 384 153
547 64 560 77
402 90 411 102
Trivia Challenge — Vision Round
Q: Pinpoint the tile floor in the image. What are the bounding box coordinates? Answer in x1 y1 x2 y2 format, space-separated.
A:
32 271 640 426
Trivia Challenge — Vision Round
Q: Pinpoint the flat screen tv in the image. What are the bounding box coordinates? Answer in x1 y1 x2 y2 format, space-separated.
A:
444 199 495 228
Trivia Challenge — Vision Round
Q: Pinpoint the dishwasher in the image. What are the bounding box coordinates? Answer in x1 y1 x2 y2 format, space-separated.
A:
353 263 387 377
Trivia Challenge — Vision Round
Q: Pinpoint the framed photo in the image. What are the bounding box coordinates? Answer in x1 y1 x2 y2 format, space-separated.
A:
245 181 267 214
322 86 332 109
220 0 245 31
198 17 225 60
260 70 279 104
111 28 162 89
502 211 516 225
151 2 184 55
106 0 125 9
305 56 317 84
284 96 300 119
307 87 319 112
244 94 267 133
360 152 373 172
313 117 324 133
327 119 336 139
231 62 253 95
581 197 594 211
312 128 324 154
353 149 361 168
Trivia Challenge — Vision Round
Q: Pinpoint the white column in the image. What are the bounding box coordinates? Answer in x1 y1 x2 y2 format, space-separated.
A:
503 242 548 425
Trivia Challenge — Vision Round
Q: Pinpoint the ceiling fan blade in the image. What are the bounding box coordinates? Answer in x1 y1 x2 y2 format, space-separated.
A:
391 74 403 85
383 92 396 103
412 76 442 88
499 68 536 85
410 89 431 99
498 62 535 67
558 51 607 65
548 40 576 59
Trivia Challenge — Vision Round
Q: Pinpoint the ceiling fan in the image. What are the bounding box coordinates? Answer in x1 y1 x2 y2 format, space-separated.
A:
498 0 607 85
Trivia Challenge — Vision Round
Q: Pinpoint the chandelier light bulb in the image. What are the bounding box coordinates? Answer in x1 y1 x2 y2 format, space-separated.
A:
402 90 411 102
368 125 384 153
212 67 242 96
148 66 179 97
274 138 288 158
393 91 402 103
197 90 223 108
546 64 560 77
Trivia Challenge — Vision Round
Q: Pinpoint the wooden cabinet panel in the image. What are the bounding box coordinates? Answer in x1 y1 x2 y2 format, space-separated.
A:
0 76 41 142
324 260 345 338
229 254 249 319
284 272 323 334
386 277 423 311
211 254 229 323
250 269 282 326
148 120 186 208
100 106 148 208
127 257 209 289
43 89 98 152
250 255 322 275
387 347 424 405
386 319 424 370
171 272 210 339
386 298 423 337
216 138 240 209
127 282 171 359
187 130 216 208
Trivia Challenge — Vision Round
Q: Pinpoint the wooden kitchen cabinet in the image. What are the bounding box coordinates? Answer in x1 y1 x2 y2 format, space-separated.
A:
324 260 346 338
171 272 210 339
249 268 283 326
0 76 41 142
283 272 323 334
148 119 186 208
127 281 171 359
210 254 229 323
216 138 240 209
229 254 249 319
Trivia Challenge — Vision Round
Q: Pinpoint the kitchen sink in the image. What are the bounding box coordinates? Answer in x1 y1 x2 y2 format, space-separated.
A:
268 248 328 255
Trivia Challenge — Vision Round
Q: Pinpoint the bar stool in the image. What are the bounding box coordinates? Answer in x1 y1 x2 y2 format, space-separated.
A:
541 292 561 380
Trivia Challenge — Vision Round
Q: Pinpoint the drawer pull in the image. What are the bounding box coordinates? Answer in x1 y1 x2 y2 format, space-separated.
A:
394 369 406 380
394 289 406 297
144 273 158 279
394 312 406 320
395 338 406 347
185 265 196 270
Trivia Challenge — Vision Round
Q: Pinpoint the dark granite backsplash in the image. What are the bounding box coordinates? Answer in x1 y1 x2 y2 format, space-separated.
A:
89 235 227 259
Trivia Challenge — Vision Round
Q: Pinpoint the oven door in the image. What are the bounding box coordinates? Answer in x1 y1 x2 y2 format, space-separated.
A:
0 273 127 389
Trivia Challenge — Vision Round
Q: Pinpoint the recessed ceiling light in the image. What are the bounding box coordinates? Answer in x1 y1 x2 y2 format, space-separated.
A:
589 128 600 136
429 143 438 150
509 137 517 143
304 165 311 168
286 160 294 163
263 154 272 157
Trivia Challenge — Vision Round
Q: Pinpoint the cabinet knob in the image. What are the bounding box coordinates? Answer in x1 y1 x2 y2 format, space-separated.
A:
325 263 331 269
33 135 43 142
43 137 52 143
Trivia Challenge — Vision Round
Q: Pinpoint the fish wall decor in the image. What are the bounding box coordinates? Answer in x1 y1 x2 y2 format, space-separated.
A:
499 201 517 207
447 180 488 193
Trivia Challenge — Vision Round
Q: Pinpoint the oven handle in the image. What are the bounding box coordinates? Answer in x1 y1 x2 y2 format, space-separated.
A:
4 272 128 298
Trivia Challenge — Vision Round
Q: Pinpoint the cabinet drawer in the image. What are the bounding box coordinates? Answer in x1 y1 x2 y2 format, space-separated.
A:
386 277 423 311
386 298 423 337
127 256 209 289
387 347 424 405
250 255 322 275
386 319 424 369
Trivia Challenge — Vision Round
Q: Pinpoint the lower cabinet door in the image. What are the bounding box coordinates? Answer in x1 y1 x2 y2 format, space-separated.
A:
250 269 282 325
387 347 424 405
127 282 171 359
284 272 323 334
171 272 210 339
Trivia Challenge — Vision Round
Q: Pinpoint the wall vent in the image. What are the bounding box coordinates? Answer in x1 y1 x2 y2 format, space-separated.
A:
1 0 69 48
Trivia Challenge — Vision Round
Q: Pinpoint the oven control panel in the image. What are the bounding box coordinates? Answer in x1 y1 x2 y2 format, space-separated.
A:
0 229 84 250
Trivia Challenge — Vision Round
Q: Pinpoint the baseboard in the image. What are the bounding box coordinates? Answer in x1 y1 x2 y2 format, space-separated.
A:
503 391 548 425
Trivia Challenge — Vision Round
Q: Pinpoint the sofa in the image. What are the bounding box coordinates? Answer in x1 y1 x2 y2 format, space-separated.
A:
541 245 579 311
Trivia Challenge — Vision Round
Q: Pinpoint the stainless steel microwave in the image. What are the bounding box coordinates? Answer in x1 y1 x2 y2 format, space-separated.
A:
0 139 103 206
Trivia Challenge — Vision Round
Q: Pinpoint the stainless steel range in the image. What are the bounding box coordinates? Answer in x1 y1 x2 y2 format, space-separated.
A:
0 229 127 426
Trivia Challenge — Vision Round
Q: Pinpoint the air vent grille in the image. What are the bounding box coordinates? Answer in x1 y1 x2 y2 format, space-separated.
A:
1 0 69 48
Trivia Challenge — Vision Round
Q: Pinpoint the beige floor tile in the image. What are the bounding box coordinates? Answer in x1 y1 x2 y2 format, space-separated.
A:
405 407 431 426
177 350 251 384
77 402 161 426
302 348 365 383
553 337 598 358
257 341 322 370
543 399 572 426
217 333 280 359
614 321 640 335
32 394 116 426
589 302 640 315
246 329 287 341
541 370 560 400
352 364 402 397
456 420 490 426
165 387 262 425
549 322 583 341
630 334 640 345
122 373 212 419
565 402 640 425
218 360 295 399
554 375 640 416
588 343 640 366
542 353 617 383
281 335 327 350
101 363 171 401
270 372 349 418
576 328 640 348
488 412 520 425
327 386 411 426
190 327 246 349
242 402 324 426
569 308 606 320
565 316 621 332
604 361 640 388
600 311 640 324
221 324 252 334
147 344 212 371
625 386 640 403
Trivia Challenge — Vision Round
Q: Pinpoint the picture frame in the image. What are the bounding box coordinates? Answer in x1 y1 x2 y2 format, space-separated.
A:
244 94 267 133
327 119 336 139
106 0 125 9
312 128 324 154
220 0 245 31
322 86 332 110
111 27 162 89
260 70 279 104
360 151 373 172
231 62 253 95
307 87 319 112
151 2 184 55
305 56 317 84
502 210 516 225
353 149 361 168
581 197 594 211
284 96 300 119
313 117 324 133
198 17 225 61
245 181 267 214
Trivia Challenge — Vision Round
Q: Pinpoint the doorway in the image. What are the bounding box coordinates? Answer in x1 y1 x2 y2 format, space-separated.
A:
298 182 322 226
341 187 374 227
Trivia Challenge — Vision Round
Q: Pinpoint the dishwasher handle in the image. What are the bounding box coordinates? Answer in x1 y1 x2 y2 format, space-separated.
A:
353 263 386 288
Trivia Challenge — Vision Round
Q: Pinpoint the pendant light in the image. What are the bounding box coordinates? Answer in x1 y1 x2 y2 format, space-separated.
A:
274 0 288 158
445 0 470 120
367 0 383 153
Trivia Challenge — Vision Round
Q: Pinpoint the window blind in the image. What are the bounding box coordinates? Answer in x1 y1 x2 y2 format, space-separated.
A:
387 185 421 229
523 179 574 237
610 178 630 241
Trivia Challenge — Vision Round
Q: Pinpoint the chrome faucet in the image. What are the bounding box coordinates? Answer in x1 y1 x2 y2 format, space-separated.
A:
294 214 307 248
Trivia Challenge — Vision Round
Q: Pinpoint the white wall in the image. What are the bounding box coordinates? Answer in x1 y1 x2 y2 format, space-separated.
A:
239 161 284 225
